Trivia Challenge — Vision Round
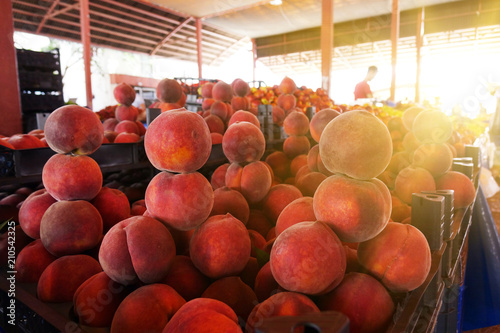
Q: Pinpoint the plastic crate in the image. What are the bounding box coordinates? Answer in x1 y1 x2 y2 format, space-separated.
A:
16 49 61 72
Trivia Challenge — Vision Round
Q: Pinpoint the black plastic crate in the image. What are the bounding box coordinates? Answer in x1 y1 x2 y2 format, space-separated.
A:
18 71 63 91
20 92 64 113
16 49 61 72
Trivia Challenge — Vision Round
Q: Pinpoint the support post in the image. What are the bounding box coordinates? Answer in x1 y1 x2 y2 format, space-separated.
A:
0 0 22 135
196 18 203 78
320 0 333 96
416 7 425 103
80 0 92 109
252 38 257 83
390 0 400 102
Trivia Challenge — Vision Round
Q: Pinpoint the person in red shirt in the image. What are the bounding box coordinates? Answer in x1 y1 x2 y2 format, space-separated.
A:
354 66 378 100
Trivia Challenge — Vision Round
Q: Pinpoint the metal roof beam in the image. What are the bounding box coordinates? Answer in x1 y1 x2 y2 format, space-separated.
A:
151 17 193 55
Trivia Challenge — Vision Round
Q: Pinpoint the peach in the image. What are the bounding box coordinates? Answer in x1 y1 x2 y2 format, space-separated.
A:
394 166 436 205
37 254 102 302
91 187 130 231
15 239 57 283
391 195 412 222
270 221 346 295
246 292 319 333
313 175 392 243
254 261 281 302
114 132 140 143
358 222 432 293
262 184 303 223
284 111 309 136
201 82 214 98
44 105 103 154
40 200 103 256
320 110 392 180
225 162 244 191
228 110 260 128
436 171 475 208
144 109 211 173
386 151 411 174
104 130 118 143
318 272 395 333
240 257 260 289
103 118 119 132
266 227 276 241
99 216 176 285
249 229 267 257
114 120 139 135
131 199 147 215
317 153 334 176
210 100 229 121
247 210 273 238
18 189 56 239
202 276 258 323
412 109 453 144
231 96 250 112
275 197 316 237
277 94 296 111
161 103 182 112
289 155 308 176
412 143 453 177
211 163 229 189
307 145 320 171
212 81 233 102
167 227 194 256
232 78 250 97
163 298 241 333
402 106 425 131
403 131 422 152
279 76 297 94
160 255 210 301
265 151 290 180
344 245 362 273
211 187 250 224
146 171 213 230
136 120 146 136
0 140 15 149
202 98 215 111
272 106 285 126
190 214 251 279
240 161 273 204
114 83 136 105
42 154 102 201
157 78 183 103
211 132 223 145
74 271 131 327
111 284 185 333
222 121 265 164
115 104 138 122
310 109 341 142
204 114 225 134
295 171 326 197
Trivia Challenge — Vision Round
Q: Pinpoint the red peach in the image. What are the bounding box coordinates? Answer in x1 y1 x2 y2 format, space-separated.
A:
103 118 119 132
160 255 210 301
156 78 183 103
272 106 285 126
211 132 223 145
412 143 453 177
114 132 140 143
247 210 273 238
229 110 260 128
309 108 340 142
279 76 297 94
394 166 436 205
115 120 139 135
277 94 296 111
211 163 229 189
201 82 214 98
283 135 310 159
262 184 303 223
210 100 229 121
115 104 138 122
275 197 316 236
435 171 475 208
114 83 136 106
210 187 250 224
104 130 118 143
205 114 225 134
231 96 250 112
240 257 260 289
240 161 273 204
212 81 233 102
254 261 281 302
295 171 327 197
7 134 43 149
249 229 267 257
284 111 309 136
265 151 290 180
18 189 56 239
91 187 131 231
222 121 265 164
232 78 250 97
15 239 57 283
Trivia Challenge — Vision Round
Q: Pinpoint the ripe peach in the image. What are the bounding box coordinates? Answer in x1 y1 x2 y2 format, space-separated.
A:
320 110 392 180
15 239 57 283
231 96 250 112
99 216 176 285
289 154 308 176
160 255 210 301
202 276 258 323
115 104 138 122
163 298 241 333
254 261 281 302
270 221 346 295
412 143 453 177
145 171 213 230
436 171 475 208
211 187 250 224
111 284 185 333
211 132 223 145
275 197 316 236
201 82 214 98
222 121 265 164
228 110 260 128
246 292 319 333
114 83 136 106
232 78 250 97
386 151 411 174
104 130 118 143
391 195 412 222
74 271 131 327
309 108 340 142
358 222 431 293
279 76 297 94
277 94 296 111
307 144 320 171
114 132 140 143
318 272 395 333
283 111 309 136
225 162 244 191
295 171 326 197
157 78 183 103
103 118 119 132
394 166 436 205
211 163 229 189
212 81 233 102
313 175 391 243
37 254 102 302
265 151 290 180
18 189 56 239
247 210 273 238
144 109 211 173
249 229 267 257
402 131 422 152
402 106 424 131
204 114 225 134
131 199 147 216
240 257 260 289
44 105 103 155
40 200 103 256
0 139 15 149
412 109 452 143
114 120 139 135
91 187 130 231
167 227 194 256
42 154 102 201
190 214 251 279
202 98 215 111
240 161 273 204
210 100 229 121
272 106 285 126
262 184 303 223
283 135 310 159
